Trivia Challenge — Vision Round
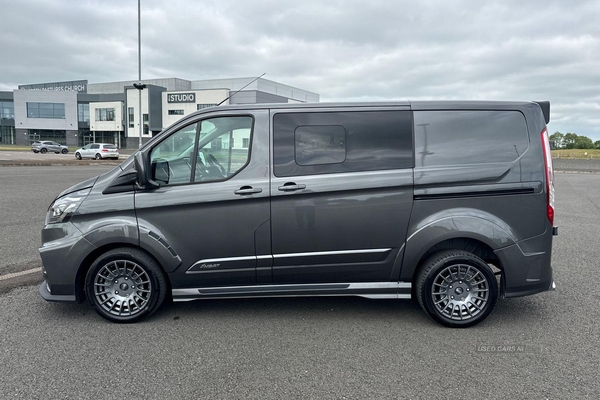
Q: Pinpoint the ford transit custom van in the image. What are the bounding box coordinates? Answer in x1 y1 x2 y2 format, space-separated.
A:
39 101 556 327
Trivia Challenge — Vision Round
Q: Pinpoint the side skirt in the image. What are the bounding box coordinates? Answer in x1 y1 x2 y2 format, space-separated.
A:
172 282 412 302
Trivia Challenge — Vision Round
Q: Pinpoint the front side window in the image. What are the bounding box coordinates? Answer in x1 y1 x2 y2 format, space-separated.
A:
150 116 253 186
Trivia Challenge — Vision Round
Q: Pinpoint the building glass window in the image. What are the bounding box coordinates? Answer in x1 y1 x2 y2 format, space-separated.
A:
28 129 66 144
128 107 134 128
78 103 90 122
197 104 217 110
0 126 15 144
242 138 249 148
168 110 184 115
95 108 115 121
26 102 65 119
143 114 149 134
1 101 15 119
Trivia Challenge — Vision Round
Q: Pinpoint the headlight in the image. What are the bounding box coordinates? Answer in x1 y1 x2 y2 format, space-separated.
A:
46 188 91 224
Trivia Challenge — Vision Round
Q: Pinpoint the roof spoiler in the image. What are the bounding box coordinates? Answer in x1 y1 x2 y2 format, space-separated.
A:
534 101 550 124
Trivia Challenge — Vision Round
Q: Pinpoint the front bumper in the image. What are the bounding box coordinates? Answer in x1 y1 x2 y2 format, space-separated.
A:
39 222 96 300
39 280 76 302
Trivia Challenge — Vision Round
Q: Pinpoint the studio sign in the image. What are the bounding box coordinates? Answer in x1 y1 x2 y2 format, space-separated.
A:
168 93 195 103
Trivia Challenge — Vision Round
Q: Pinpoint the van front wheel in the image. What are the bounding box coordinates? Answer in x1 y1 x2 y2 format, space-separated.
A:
416 250 498 328
85 248 167 323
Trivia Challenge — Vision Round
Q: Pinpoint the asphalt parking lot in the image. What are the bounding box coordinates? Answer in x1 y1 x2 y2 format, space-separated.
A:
0 161 599 398
0 150 128 166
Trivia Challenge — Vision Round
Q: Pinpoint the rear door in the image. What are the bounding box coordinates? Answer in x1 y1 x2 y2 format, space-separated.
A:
270 107 414 284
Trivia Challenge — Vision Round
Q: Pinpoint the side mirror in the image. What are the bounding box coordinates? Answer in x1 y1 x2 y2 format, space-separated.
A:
133 152 160 189
152 160 170 185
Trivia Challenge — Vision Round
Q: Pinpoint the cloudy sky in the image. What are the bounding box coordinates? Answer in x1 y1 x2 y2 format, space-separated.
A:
1 0 599 140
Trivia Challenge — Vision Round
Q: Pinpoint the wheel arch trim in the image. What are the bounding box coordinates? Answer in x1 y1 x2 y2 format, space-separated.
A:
399 212 515 282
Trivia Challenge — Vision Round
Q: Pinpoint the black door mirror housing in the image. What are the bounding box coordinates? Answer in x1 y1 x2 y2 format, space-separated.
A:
134 152 159 189
152 160 170 185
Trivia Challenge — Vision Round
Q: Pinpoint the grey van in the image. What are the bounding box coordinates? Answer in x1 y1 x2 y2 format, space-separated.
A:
39 101 556 327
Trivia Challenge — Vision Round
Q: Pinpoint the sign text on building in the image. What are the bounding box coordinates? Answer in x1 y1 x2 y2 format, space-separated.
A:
167 93 196 103
19 80 88 93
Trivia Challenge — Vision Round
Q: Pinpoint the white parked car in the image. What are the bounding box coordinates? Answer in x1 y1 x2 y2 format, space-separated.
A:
75 143 120 160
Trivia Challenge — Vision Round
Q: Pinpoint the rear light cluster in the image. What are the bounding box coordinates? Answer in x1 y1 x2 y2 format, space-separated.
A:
540 128 555 225
101 148 118 152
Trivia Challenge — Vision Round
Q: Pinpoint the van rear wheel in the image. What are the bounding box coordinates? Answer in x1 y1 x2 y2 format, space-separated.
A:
85 248 167 323
416 250 498 328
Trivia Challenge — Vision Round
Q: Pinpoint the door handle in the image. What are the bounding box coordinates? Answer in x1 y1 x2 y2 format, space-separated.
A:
234 186 263 195
278 183 306 192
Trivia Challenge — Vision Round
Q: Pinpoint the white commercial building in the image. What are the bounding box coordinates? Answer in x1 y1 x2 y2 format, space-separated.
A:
0 77 319 148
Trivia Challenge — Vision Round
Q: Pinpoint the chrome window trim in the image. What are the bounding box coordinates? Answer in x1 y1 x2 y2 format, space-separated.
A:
273 248 392 259
187 249 391 273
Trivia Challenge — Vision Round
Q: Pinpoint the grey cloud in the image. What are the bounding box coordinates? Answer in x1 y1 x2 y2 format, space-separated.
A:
1 0 599 139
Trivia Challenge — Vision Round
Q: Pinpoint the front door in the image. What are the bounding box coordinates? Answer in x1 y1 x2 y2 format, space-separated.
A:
134 110 270 289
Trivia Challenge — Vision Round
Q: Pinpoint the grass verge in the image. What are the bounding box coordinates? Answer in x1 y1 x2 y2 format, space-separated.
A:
552 149 600 159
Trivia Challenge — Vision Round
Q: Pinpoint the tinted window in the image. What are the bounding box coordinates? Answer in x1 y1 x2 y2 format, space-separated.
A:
295 125 346 166
150 116 253 186
274 111 413 177
91 144 100 149
413 111 529 167
104 144 117 149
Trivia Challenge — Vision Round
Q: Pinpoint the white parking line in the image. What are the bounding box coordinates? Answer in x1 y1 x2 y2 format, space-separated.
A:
0 267 42 281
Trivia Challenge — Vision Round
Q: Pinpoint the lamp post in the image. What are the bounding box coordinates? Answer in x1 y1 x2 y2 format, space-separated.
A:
134 0 146 148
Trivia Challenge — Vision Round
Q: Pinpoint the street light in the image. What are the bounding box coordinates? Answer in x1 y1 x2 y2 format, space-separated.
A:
135 0 144 148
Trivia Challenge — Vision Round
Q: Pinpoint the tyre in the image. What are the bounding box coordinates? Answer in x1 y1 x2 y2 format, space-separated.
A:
416 250 498 328
61 148 68 154
85 248 168 323
75 152 82 160
95 153 102 160
40 148 47 154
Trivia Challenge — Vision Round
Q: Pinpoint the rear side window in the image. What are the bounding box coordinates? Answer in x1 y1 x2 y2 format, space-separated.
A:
274 111 413 177
413 111 529 167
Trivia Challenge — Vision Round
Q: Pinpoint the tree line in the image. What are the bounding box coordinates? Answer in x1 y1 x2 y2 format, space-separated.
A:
550 132 600 150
